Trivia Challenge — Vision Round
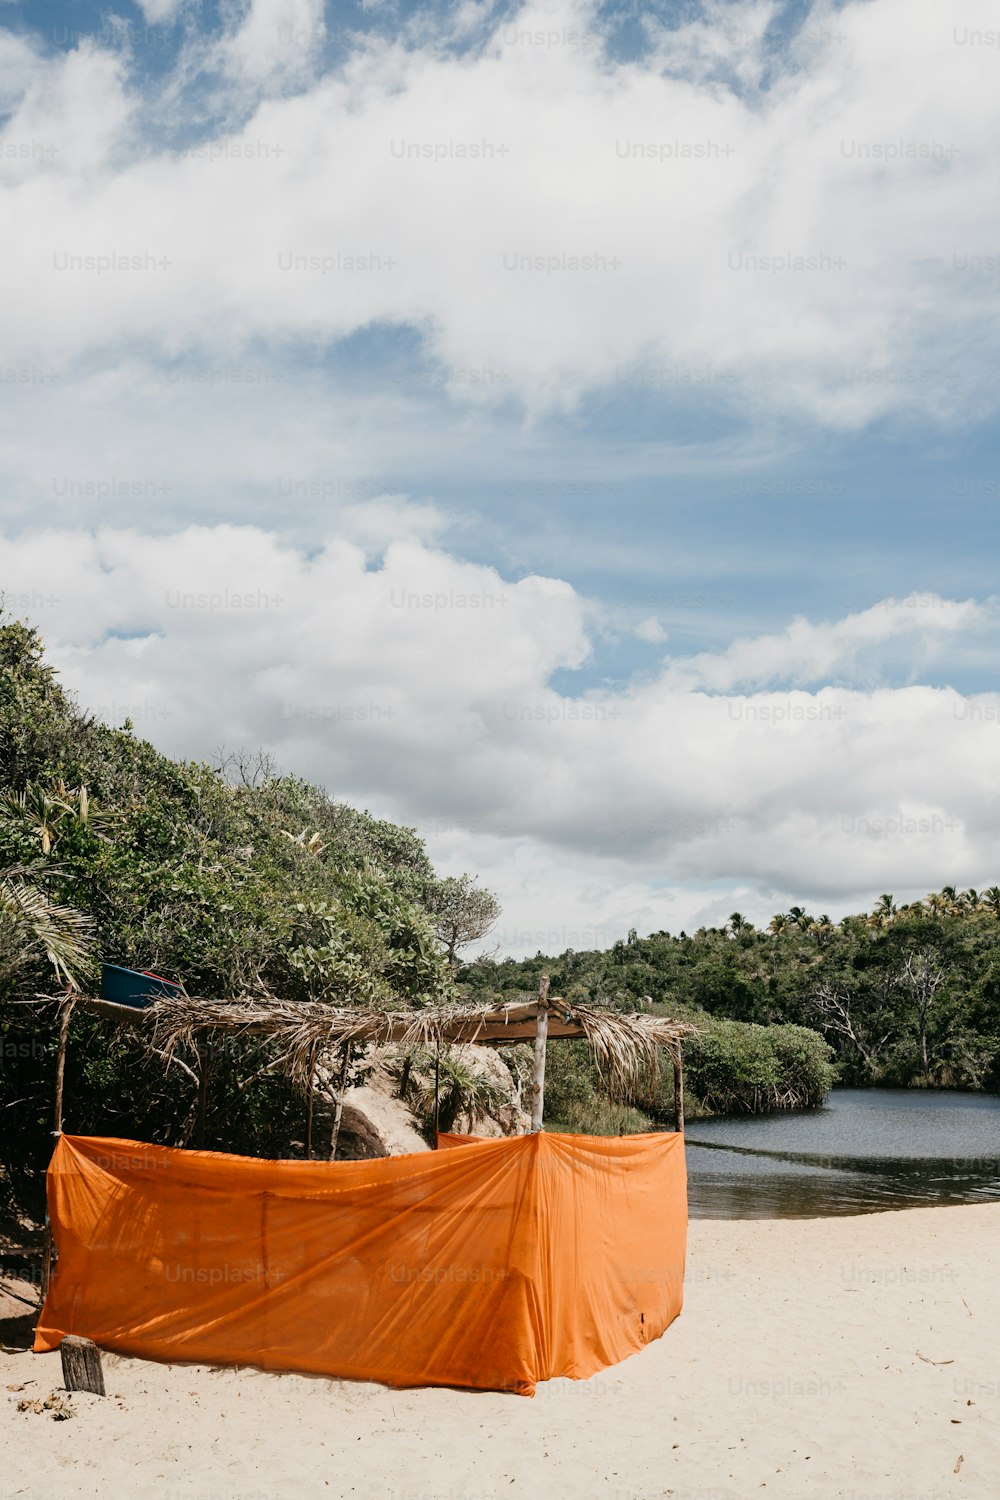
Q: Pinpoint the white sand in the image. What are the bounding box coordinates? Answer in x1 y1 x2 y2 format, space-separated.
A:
4 1202 998 1500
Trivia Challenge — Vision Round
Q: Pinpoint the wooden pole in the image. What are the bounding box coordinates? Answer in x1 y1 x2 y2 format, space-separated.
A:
305 1041 318 1160
60 1335 105 1397
674 1045 685 1134
530 975 551 1132
196 1049 209 1150
53 997 75 1137
431 1038 440 1140
329 1045 351 1160
42 997 76 1303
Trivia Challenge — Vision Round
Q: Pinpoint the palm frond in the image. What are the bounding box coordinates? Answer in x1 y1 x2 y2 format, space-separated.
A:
0 872 95 989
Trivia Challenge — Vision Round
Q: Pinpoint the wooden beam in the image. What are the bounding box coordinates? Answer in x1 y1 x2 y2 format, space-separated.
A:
60 1335 106 1397
530 975 551 1132
74 995 151 1023
674 1046 685 1134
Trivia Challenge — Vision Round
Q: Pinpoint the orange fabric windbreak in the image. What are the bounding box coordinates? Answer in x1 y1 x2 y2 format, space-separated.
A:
35 1131 687 1395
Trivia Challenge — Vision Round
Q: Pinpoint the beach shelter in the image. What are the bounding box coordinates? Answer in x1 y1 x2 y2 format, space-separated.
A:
33 980 691 1394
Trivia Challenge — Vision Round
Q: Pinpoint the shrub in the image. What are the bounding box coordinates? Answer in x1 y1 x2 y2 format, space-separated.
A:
684 1019 836 1114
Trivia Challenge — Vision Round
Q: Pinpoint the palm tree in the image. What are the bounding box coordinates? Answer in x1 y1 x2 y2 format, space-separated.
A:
728 912 754 935
867 893 897 930
959 887 981 912
981 886 1000 918
0 865 94 989
768 913 789 935
810 914 834 942
787 906 813 931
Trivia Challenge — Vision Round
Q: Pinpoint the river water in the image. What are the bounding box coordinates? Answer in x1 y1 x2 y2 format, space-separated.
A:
684 1087 1000 1218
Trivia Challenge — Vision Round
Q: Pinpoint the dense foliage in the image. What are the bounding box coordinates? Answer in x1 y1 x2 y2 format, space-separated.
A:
465 893 1000 1098
0 617 487 1201
5 612 996 1216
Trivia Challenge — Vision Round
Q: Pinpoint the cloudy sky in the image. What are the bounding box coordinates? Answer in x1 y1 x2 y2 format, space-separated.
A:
2 0 999 955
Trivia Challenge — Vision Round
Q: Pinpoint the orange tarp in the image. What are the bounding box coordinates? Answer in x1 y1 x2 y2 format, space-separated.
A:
35 1131 687 1395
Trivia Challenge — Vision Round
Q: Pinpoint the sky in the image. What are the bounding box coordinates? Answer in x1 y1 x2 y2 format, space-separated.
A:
2 0 999 957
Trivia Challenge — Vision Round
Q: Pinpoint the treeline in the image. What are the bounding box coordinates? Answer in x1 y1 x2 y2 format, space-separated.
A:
464 893 1000 1097
5 611 995 1215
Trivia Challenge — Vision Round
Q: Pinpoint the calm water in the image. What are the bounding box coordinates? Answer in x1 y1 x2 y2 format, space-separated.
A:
685 1088 1000 1218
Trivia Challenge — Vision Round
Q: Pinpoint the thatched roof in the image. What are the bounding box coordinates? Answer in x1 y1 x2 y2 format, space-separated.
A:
66 992 693 1099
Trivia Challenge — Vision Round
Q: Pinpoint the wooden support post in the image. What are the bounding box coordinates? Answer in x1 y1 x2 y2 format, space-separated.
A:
53 997 75 1137
42 997 76 1303
196 1049 209 1150
305 1041 318 1160
530 975 551 1133
398 1052 412 1101
329 1045 351 1160
674 1046 685 1134
433 1041 441 1145
60 1335 106 1396
40 1212 53 1307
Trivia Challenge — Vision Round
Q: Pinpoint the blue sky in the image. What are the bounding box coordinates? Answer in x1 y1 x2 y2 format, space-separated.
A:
2 0 1000 952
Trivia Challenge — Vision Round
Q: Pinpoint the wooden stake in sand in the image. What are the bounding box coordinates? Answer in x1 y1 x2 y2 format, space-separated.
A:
530 975 551 1132
60 1336 106 1397
674 1047 685 1134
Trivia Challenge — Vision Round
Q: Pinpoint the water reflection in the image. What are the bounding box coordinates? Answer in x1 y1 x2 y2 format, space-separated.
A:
685 1088 1000 1218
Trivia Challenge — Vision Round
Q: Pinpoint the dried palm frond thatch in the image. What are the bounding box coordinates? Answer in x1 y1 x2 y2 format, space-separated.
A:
126 992 693 1100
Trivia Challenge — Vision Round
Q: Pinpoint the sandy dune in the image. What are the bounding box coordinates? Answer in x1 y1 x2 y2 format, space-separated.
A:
4 1202 998 1500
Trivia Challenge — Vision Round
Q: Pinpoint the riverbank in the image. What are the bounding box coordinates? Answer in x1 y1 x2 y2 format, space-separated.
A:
4 1200 997 1498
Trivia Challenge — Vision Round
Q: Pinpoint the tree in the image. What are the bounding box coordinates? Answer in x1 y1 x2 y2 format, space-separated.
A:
810 981 895 1082
870 893 896 927
982 886 1000 919
421 874 501 967
900 948 947 1076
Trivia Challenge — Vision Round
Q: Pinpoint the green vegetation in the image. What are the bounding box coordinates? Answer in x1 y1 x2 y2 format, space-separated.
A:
0 616 493 1202
465 895 1000 1108
4 612 997 1209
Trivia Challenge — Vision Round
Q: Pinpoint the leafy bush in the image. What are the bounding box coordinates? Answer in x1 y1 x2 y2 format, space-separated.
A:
684 1020 836 1114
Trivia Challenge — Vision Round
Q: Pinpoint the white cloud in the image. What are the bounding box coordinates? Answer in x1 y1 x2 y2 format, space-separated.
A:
635 616 667 645
132 0 187 24
336 497 450 552
213 0 326 91
661 595 989 691
0 0 998 425
3 515 999 956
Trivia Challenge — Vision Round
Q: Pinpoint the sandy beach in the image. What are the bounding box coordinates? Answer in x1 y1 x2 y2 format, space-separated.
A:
4 1201 998 1500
